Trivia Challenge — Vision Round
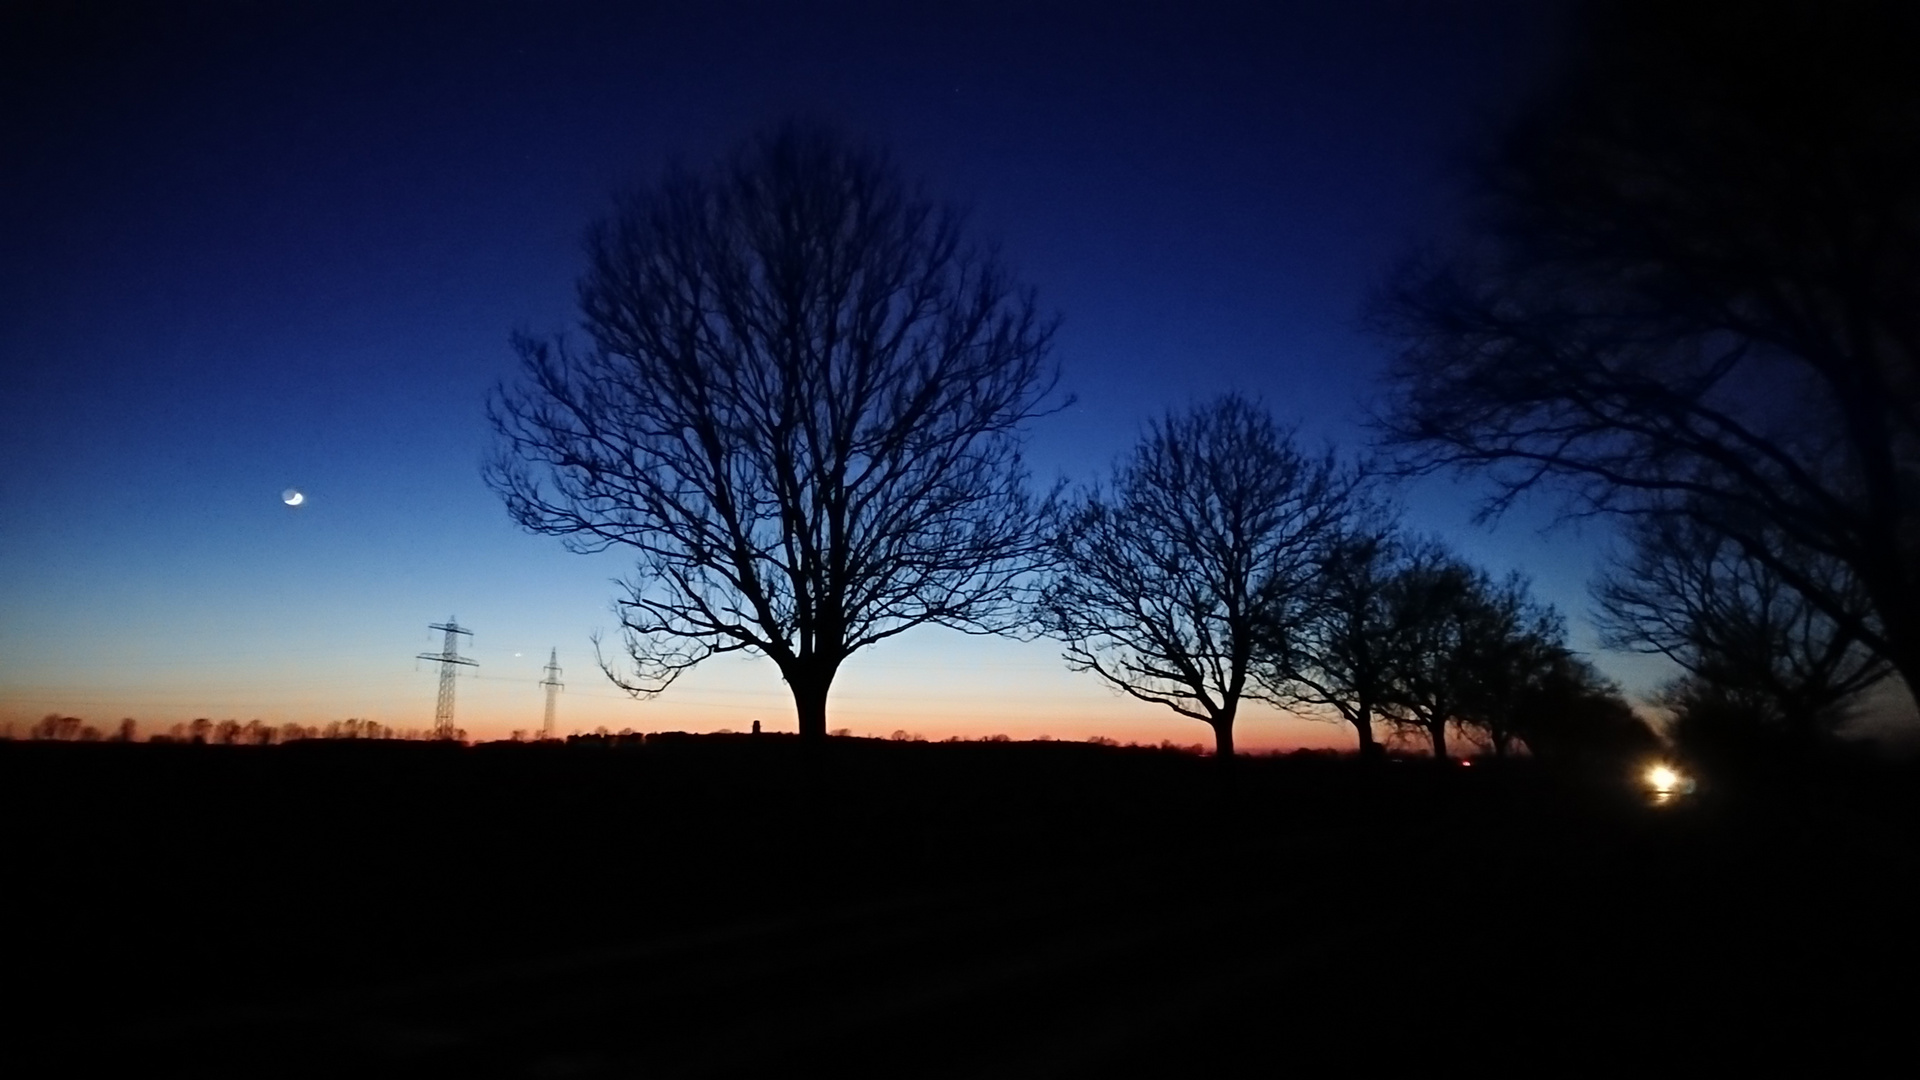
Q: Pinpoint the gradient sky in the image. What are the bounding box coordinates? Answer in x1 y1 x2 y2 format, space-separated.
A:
1 0 1668 749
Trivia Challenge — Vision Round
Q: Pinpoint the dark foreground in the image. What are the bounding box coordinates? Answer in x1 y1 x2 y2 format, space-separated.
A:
5 737 1916 1075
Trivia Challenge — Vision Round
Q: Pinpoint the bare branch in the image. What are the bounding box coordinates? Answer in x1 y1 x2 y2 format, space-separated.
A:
1371 1 1920 712
1594 509 1890 739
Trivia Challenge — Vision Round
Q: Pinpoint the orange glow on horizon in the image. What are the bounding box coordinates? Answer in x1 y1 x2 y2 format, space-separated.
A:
0 630 1372 753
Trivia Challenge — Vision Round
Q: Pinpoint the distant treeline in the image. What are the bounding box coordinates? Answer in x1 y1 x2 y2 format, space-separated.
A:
3 715 1267 758
10 715 449 744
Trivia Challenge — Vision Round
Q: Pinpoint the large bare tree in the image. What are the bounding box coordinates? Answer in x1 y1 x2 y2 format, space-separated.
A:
488 126 1062 738
1037 395 1359 757
1372 0 1920 712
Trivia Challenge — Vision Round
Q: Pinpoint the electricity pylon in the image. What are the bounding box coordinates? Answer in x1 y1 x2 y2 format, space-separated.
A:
539 647 563 740
417 619 476 740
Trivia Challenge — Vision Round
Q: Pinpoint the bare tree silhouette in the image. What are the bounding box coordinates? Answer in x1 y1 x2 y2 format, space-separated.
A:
1376 545 1491 761
1595 512 1887 747
1272 537 1568 762
1252 520 1407 758
1372 0 1920 712
1037 395 1359 757
489 125 1063 739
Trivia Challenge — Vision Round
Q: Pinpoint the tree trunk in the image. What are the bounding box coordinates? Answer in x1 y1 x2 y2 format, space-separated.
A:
786 660 838 741
1860 497 1920 720
1211 716 1235 758
1428 719 1448 762
1350 705 1381 760
1885 632 1920 722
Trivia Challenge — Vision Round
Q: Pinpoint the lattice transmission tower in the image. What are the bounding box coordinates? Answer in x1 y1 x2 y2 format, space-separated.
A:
417 618 476 740
539 647 563 740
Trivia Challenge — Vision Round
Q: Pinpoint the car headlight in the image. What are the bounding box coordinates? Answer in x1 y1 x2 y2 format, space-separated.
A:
1643 762 1695 799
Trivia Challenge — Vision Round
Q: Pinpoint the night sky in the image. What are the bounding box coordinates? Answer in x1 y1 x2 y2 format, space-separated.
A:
2 0 1650 747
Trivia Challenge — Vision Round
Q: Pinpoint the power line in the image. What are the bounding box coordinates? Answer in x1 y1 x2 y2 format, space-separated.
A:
416 618 476 740
539 647 563 740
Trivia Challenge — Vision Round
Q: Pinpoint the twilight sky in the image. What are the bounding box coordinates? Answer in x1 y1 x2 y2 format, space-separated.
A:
2 0 1660 748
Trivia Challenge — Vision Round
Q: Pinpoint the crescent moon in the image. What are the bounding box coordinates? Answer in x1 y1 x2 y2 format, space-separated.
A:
282 489 305 506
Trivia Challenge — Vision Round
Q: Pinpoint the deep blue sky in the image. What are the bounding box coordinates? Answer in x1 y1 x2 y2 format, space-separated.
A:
3 1 1654 746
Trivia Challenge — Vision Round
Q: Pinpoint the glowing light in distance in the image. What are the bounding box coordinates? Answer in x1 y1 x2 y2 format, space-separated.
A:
1646 764 1681 793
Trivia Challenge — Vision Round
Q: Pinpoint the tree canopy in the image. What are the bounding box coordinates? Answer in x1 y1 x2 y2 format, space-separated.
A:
489 125 1062 738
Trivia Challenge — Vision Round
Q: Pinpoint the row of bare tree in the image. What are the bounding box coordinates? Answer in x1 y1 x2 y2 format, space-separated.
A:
1037 394 1644 760
20 716 132 742
488 2 1915 764
485 126 1614 758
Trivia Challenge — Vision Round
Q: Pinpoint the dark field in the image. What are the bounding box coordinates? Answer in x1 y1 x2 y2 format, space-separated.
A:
6 737 1916 1075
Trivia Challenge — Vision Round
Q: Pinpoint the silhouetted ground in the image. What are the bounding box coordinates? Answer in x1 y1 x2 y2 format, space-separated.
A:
5 736 1915 1075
